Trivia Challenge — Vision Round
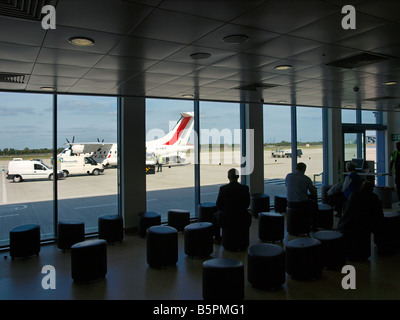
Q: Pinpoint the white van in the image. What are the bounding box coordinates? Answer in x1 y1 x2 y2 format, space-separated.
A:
7 158 64 182
57 156 104 177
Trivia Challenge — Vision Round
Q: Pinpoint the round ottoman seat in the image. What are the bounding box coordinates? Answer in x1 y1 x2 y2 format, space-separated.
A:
168 209 190 231
198 202 217 223
146 226 178 268
9 224 40 259
71 239 107 282
274 195 287 213
285 238 323 281
258 212 284 242
184 222 213 258
250 193 270 218
98 214 124 243
202 258 244 300
138 211 161 238
247 244 286 289
374 211 400 255
286 206 312 236
57 220 85 250
312 230 346 270
316 203 334 229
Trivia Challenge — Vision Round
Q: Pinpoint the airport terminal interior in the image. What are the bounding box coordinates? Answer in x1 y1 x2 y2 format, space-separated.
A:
1 0 400 302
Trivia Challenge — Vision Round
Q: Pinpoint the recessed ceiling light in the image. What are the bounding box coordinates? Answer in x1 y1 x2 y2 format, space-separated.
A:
274 65 292 71
68 37 95 47
222 34 249 44
190 52 211 60
277 100 287 104
343 105 353 108
40 86 55 91
182 94 194 98
384 81 397 85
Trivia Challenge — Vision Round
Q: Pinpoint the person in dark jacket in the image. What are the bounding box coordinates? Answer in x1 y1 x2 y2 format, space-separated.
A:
213 168 251 242
338 180 384 234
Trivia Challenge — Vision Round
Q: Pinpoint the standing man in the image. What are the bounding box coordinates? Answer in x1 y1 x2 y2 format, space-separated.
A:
285 162 319 231
390 141 400 207
157 154 163 172
214 168 251 242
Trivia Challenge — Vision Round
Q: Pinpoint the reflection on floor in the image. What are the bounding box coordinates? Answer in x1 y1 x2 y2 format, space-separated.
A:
1 204 400 301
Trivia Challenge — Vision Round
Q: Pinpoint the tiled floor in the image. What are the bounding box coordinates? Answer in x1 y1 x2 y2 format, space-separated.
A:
1 205 400 301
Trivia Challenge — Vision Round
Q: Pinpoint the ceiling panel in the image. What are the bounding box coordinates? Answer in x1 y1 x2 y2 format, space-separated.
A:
0 0 399 112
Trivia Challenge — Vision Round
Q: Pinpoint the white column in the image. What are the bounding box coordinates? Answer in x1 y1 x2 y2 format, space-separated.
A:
119 97 146 231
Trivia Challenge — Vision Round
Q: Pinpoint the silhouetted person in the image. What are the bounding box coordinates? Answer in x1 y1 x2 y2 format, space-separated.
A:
389 141 400 207
285 162 319 231
338 161 362 217
214 168 251 242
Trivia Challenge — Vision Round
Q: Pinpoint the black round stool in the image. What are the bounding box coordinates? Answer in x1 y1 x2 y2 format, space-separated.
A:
286 206 312 236
71 239 107 282
167 209 190 231
146 226 178 268
258 212 284 242
198 202 217 223
222 225 250 251
202 258 244 300
274 195 287 213
184 222 213 258
98 214 124 243
138 211 161 238
312 230 346 270
285 238 323 281
374 211 400 255
9 224 40 259
250 193 270 218
344 229 371 261
57 220 85 251
316 203 334 229
247 244 286 289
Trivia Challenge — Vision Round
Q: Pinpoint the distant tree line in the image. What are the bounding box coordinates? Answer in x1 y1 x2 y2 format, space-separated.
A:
0 147 64 156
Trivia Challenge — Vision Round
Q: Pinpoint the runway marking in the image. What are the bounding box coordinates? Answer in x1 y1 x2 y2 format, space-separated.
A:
75 203 116 210
0 214 19 218
1 170 7 204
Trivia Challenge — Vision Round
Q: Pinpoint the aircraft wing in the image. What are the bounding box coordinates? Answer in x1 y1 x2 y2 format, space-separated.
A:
68 143 114 154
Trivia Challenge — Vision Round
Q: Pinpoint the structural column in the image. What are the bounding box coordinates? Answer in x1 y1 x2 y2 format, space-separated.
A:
119 97 146 231
326 107 343 185
240 102 264 194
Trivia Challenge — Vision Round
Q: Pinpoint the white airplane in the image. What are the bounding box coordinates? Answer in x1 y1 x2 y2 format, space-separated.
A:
58 112 194 167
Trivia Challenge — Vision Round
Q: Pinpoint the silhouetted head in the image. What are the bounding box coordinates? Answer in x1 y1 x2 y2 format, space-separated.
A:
296 162 307 173
346 161 356 172
228 168 239 182
361 180 374 193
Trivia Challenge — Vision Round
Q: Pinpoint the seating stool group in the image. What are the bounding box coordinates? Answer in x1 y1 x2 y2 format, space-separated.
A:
250 193 270 218
168 209 190 231
258 212 284 242
312 230 346 270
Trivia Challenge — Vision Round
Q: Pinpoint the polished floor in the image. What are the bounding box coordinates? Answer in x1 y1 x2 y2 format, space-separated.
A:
1 205 400 302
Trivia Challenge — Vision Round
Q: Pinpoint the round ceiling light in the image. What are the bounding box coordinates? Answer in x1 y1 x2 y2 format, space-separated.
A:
68 37 95 47
274 65 293 71
222 34 249 44
40 86 55 91
190 52 211 60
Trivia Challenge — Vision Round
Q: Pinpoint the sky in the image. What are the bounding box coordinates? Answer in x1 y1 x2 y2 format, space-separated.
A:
0 92 377 150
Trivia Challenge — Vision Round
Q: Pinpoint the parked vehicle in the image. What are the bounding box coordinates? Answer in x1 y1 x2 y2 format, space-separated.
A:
6 158 63 182
284 149 303 158
57 156 104 177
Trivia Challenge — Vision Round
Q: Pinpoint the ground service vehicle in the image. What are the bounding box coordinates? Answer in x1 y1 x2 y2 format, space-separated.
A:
57 156 104 177
6 158 63 182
